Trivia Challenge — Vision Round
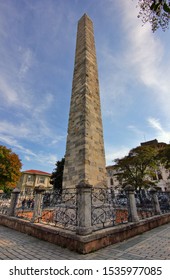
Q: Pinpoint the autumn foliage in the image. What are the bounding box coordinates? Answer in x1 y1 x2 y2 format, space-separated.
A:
0 145 22 191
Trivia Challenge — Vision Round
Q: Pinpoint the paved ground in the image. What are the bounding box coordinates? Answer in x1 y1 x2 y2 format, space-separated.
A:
0 223 169 260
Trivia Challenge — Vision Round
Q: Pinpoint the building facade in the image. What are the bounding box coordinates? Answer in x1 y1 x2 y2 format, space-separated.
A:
17 170 53 195
106 165 170 192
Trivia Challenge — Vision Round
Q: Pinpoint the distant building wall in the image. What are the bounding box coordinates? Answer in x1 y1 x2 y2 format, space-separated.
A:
17 170 53 195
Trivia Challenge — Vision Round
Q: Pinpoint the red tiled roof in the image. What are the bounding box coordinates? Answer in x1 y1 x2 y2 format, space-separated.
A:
23 170 51 176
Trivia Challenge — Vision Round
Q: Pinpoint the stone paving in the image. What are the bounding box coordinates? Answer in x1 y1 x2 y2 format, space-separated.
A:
0 223 169 260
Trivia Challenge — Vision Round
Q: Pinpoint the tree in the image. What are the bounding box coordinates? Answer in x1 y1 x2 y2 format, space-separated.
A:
50 158 65 193
158 143 170 168
113 145 160 191
137 0 170 32
0 145 22 193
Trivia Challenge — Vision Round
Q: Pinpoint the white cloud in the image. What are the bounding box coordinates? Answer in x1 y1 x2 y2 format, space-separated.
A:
0 74 34 110
35 153 57 166
0 134 36 157
99 0 170 122
0 77 19 104
147 118 170 143
105 145 130 165
0 117 64 148
23 153 58 171
25 156 31 161
148 118 163 131
120 0 170 119
0 133 57 170
51 136 65 145
0 121 30 138
127 125 145 137
19 48 34 78
33 93 54 116
99 42 132 120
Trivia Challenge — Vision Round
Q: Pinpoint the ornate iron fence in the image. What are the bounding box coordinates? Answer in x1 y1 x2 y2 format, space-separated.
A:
157 191 170 213
0 193 11 215
135 190 155 219
2 186 169 233
91 188 128 231
40 189 77 231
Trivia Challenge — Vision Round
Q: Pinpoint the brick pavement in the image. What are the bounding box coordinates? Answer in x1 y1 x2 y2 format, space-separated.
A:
0 223 169 260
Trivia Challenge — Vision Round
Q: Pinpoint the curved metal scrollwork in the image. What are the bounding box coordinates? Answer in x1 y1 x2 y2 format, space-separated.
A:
157 191 170 213
41 188 77 230
135 190 155 219
0 193 11 215
91 188 128 230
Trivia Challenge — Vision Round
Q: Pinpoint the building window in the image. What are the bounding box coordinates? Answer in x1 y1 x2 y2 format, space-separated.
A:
157 171 162 180
39 176 45 184
110 178 113 185
27 175 33 182
152 173 157 181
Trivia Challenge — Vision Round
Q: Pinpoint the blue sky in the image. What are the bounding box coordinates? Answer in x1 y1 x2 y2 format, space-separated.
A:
0 0 170 173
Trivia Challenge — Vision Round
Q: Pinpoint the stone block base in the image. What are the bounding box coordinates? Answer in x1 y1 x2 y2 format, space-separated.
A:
0 214 170 254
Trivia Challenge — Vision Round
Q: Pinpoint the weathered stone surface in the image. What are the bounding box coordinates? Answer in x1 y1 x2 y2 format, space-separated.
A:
63 14 107 189
1 214 170 254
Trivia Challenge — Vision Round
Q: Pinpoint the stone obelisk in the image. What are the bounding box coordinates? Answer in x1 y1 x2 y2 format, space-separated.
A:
63 14 107 188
